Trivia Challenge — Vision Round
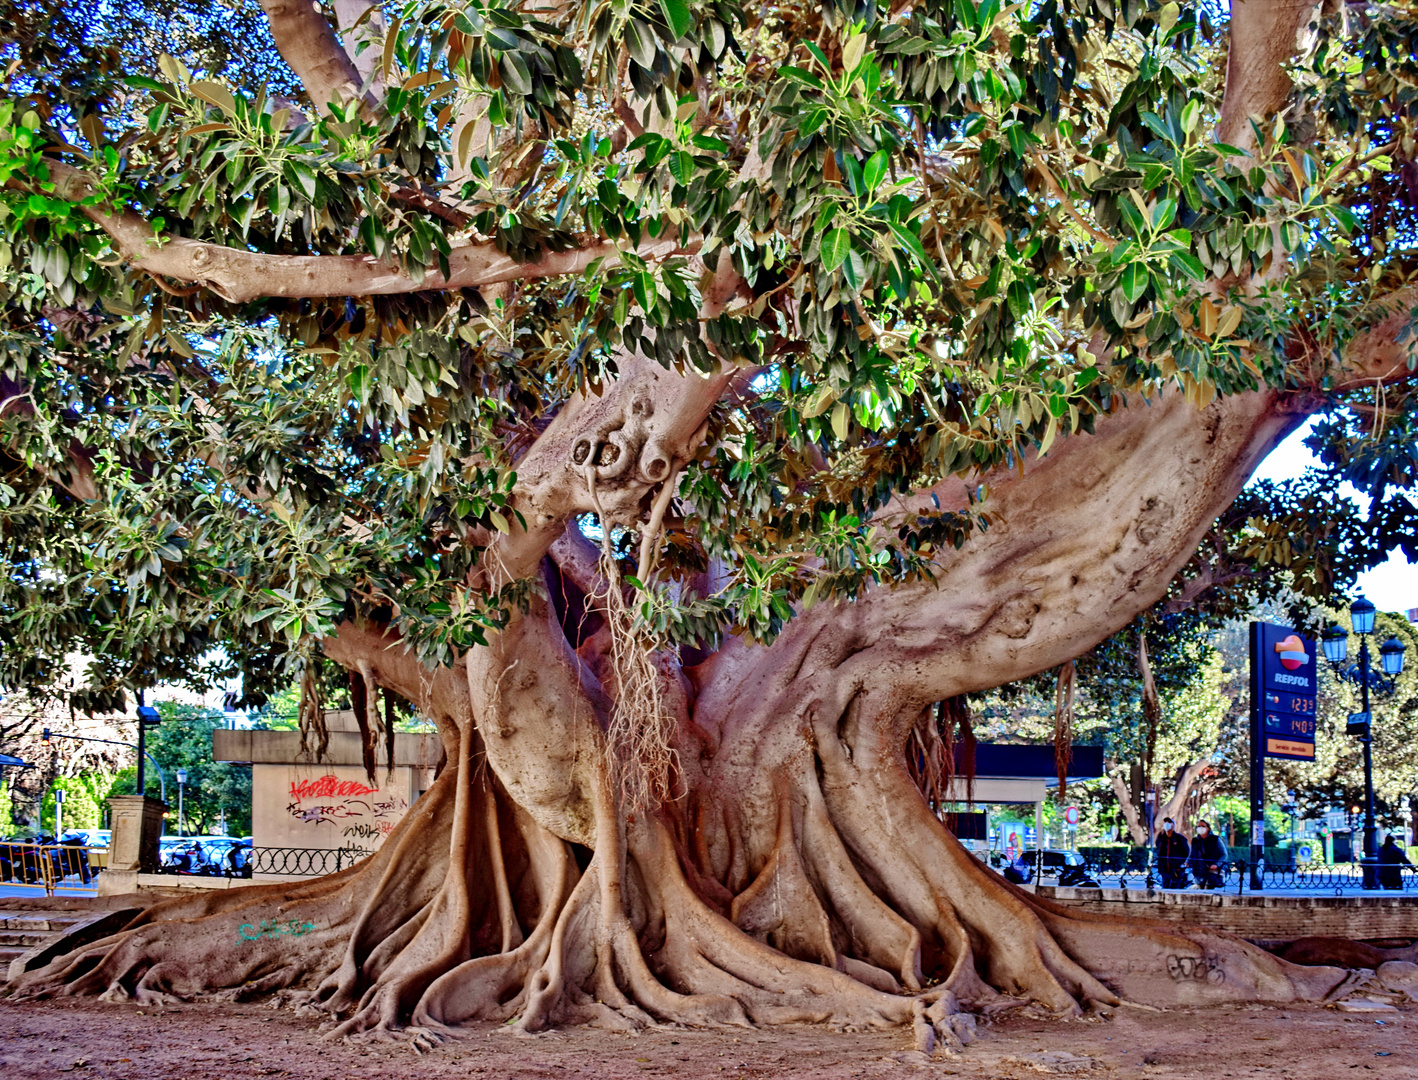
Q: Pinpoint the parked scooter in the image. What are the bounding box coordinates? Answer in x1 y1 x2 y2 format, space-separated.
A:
1057 863 1101 888
162 840 219 875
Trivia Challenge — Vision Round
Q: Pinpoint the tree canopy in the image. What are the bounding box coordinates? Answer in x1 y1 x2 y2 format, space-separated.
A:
0 0 1414 714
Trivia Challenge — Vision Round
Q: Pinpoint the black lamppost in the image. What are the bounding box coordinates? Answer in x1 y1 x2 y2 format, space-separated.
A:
1322 596 1407 889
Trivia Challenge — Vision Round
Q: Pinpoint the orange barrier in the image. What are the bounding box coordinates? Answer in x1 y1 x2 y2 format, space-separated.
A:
0 842 100 896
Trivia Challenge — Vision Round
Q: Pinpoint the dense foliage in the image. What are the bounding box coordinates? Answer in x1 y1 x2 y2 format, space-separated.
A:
0 0 1414 716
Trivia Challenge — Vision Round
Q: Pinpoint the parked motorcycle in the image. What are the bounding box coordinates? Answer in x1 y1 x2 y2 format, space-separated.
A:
1057 863 1101 888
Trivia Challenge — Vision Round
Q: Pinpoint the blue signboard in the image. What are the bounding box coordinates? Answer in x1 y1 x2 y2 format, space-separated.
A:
1252 622 1317 761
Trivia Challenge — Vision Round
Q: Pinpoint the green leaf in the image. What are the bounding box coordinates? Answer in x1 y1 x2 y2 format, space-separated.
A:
283 160 317 201
863 149 888 193
1119 262 1148 303
1167 251 1206 281
124 75 169 94
346 364 371 401
499 52 532 95
1006 279 1032 318
777 66 823 90
1180 99 1201 134
704 19 726 58
841 34 867 77
887 222 931 274
658 0 692 41
625 19 657 68
485 26 520 51
820 228 850 272
668 151 694 185
1327 204 1357 233
189 81 237 116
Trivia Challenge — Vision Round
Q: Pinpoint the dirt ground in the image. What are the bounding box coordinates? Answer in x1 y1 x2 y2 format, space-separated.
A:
0 994 1408 1079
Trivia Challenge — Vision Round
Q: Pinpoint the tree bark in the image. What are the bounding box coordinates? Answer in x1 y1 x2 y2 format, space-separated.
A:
257 0 366 113
11 373 1373 1036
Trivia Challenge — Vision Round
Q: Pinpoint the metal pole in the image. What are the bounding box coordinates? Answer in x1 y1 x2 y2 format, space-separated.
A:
136 691 147 797
1249 622 1265 890
1361 638 1378 889
178 783 184 837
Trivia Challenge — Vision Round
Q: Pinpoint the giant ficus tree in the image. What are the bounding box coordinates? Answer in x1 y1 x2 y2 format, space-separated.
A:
4 0 1418 1045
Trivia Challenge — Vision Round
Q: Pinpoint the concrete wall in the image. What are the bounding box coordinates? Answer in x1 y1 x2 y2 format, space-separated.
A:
254 762 434 852
1039 885 1418 943
212 713 443 856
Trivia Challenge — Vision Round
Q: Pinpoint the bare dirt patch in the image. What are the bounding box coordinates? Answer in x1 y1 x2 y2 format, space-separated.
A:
0 995 1409 1078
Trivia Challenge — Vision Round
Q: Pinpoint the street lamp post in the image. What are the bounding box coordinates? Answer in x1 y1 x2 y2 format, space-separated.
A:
175 768 187 837
1322 597 1407 890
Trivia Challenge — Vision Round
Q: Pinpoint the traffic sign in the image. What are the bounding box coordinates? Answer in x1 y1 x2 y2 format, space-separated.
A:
1063 805 1080 826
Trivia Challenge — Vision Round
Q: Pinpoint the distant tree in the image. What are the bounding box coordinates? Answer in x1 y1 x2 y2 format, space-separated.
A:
39 770 112 833
121 703 253 835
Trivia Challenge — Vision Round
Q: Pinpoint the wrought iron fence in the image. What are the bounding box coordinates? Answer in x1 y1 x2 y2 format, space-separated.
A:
1062 852 1418 895
246 846 373 878
0 841 101 895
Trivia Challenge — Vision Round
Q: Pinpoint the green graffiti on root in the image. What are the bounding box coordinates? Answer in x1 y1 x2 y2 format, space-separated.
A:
238 918 316 942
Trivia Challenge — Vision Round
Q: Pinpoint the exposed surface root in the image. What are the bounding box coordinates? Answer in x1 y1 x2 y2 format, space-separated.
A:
6 633 1361 1046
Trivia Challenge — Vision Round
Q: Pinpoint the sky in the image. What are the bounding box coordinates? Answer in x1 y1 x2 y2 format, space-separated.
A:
1247 419 1418 615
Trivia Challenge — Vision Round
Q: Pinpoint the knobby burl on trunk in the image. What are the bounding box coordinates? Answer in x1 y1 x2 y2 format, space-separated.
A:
11 360 1380 1045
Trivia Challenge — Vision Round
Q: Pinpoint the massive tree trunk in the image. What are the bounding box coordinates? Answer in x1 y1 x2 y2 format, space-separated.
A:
11 0 1412 1050
8 372 1366 1042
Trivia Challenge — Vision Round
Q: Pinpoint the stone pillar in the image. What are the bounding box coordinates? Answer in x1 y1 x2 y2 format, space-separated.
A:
105 795 166 874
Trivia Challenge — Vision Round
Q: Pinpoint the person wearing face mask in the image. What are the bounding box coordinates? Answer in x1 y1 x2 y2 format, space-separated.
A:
1189 819 1227 888
1155 817 1189 889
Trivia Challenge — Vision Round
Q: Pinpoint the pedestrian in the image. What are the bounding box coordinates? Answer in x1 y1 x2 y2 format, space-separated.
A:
1155 817 1189 889
1189 819 1227 888
1378 834 1411 891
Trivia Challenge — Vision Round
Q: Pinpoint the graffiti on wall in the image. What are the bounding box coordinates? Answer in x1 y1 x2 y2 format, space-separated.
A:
284 773 408 842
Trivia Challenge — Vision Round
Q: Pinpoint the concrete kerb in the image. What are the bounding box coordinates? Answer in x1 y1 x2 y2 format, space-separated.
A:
1039 884 1418 941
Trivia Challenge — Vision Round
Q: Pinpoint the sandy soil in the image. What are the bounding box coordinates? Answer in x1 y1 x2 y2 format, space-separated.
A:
0 994 1407 1079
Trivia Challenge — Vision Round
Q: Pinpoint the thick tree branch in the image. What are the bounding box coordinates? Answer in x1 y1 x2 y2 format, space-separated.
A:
1330 289 1418 390
257 0 367 114
480 260 746 584
1156 759 1212 837
331 0 386 94
42 160 695 303
1217 0 1320 151
730 282 1417 713
1163 563 1254 614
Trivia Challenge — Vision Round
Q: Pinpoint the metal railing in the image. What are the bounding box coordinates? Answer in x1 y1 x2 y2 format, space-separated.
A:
246 846 373 878
0 841 103 896
1042 852 1418 896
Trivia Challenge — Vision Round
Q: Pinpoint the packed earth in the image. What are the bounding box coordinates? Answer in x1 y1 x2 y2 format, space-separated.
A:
3 994 1416 1079
5 0 1418 1062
